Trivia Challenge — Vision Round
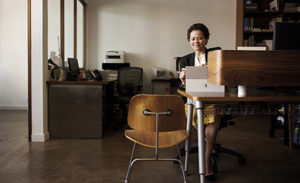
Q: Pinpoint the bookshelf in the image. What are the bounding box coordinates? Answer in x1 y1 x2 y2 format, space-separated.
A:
236 0 300 48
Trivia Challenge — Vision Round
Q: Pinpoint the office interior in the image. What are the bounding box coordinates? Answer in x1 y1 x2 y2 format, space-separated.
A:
1 0 300 182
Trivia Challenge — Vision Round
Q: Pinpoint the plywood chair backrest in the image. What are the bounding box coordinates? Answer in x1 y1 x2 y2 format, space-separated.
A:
127 94 186 132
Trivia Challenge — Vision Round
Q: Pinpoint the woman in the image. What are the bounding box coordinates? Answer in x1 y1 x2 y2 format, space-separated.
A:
179 23 219 180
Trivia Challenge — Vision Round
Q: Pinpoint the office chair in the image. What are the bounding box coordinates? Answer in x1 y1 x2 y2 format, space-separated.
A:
113 67 143 128
213 114 246 166
176 113 246 173
124 94 188 183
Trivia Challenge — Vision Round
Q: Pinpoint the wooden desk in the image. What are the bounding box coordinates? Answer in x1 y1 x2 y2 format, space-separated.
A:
47 80 115 138
207 50 300 86
178 89 300 183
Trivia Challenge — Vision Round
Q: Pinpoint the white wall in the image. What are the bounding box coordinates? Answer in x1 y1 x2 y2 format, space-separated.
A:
0 0 237 108
87 0 237 92
0 0 28 109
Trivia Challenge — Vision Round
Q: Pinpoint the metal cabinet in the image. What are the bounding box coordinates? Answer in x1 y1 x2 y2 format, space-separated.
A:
48 84 103 138
152 78 180 94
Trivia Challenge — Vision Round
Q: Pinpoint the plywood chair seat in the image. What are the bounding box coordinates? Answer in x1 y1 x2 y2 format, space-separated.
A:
125 129 188 148
124 94 188 183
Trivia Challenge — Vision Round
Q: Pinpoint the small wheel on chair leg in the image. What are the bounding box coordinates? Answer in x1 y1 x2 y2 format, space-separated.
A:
180 147 186 156
238 156 246 164
185 171 191 176
213 164 218 174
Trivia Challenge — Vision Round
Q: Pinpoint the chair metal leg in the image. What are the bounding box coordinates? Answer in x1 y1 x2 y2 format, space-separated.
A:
177 145 187 183
125 142 136 183
125 143 187 183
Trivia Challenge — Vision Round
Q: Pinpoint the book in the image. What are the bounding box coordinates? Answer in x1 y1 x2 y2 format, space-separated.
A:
244 0 253 4
244 17 254 31
248 35 255 46
270 0 279 11
245 3 258 11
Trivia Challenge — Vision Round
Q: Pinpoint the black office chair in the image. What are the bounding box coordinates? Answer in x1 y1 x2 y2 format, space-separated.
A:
113 67 143 128
176 112 246 174
212 114 246 169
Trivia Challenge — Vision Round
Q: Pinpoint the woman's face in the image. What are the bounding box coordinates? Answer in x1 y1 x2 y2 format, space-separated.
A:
189 30 207 52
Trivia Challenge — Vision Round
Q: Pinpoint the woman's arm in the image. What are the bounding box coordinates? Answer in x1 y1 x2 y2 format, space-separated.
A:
179 57 188 87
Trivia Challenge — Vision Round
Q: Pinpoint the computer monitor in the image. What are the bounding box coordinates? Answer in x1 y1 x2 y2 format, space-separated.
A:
68 58 80 80
272 23 300 92
272 22 300 50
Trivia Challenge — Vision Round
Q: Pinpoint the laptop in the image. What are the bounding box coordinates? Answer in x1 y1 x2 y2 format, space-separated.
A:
185 66 225 93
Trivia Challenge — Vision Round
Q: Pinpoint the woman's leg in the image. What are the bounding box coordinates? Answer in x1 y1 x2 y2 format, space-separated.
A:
205 121 219 175
188 103 220 175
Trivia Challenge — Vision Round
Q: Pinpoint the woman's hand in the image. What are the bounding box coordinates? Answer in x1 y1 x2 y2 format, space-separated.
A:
179 68 186 86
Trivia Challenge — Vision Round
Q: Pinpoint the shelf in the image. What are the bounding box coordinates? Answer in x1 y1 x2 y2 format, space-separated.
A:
293 143 300 148
245 11 300 16
283 12 300 15
244 31 273 35
245 11 300 17
245 11 281 16
237 0 300 47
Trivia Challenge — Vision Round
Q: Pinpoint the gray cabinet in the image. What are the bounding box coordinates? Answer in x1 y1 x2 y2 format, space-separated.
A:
152 78 180 94
48 84 103 138
152 80 171 94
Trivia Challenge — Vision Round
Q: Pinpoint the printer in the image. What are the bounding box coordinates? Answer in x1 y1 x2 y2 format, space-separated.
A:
102 50 130 70
104 50 125 63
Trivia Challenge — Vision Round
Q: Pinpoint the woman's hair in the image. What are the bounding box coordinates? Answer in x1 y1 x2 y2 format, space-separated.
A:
187 23 210 41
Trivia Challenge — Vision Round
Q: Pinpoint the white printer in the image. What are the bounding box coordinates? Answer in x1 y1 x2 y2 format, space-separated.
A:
102 50 129 70
104 50 125 63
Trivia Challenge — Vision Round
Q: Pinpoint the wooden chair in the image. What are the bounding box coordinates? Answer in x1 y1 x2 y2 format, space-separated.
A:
124 94 188 183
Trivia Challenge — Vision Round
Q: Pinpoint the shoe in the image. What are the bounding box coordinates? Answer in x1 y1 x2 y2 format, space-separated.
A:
205 174 216 182
211 154 218 173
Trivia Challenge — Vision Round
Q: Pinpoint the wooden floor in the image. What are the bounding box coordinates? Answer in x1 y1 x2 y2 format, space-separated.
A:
1 110 300 183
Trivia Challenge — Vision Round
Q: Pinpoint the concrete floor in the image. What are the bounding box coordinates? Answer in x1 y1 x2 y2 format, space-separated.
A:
1 110 300 183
